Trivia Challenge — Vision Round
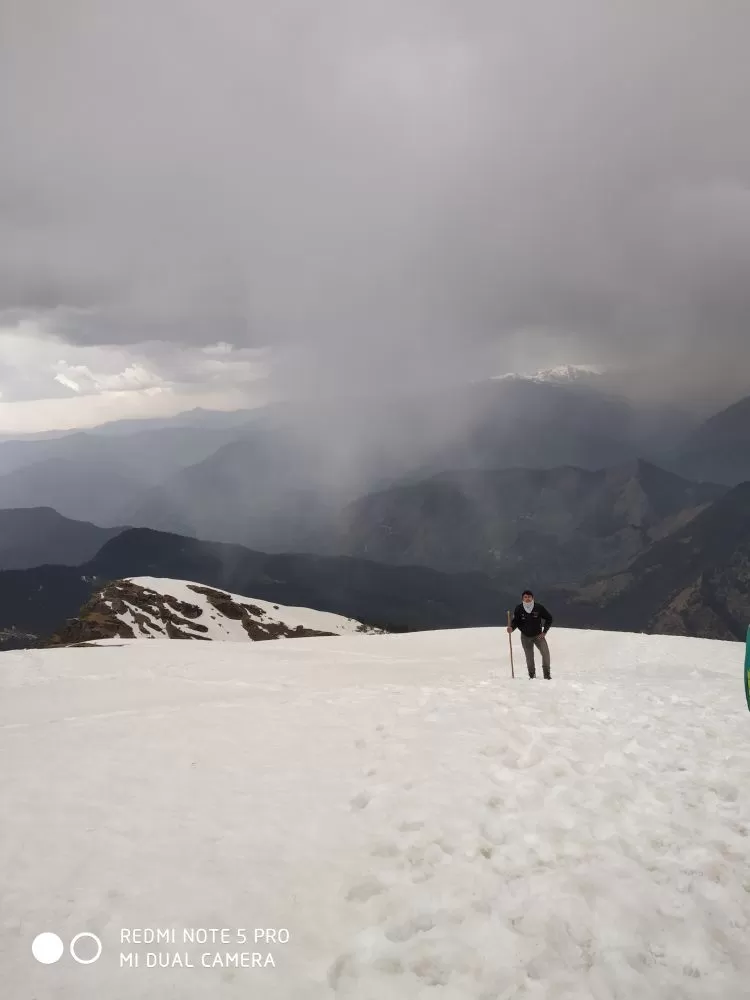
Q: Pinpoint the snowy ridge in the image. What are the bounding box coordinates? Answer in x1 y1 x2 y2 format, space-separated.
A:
125 577 376 640
49 575 378 645
2 626 749 997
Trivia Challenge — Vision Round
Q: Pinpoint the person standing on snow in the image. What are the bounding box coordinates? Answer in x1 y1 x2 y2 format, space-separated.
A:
507 590 553 679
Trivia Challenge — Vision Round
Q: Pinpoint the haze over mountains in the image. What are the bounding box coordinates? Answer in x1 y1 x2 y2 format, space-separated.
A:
0 418 258 522
0 371 748 649
338 460 725 585
0 507 122 570
0 370 712 536
672 394 750 486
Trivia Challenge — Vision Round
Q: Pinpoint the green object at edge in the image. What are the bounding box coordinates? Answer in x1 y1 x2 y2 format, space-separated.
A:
746 626 750 713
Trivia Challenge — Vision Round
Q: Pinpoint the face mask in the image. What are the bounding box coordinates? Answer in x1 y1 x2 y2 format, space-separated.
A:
523 600 534 612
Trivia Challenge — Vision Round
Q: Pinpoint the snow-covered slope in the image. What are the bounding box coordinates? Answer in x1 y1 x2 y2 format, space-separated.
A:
1 627 749 998
48 576 378 645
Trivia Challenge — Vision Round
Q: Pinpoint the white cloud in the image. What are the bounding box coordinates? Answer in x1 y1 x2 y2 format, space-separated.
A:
53 372 83 393
54 361 163 394
0 317 270 433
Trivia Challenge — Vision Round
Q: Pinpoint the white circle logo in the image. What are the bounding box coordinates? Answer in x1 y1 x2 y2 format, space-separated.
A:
32 933 65 965
70 932 103 965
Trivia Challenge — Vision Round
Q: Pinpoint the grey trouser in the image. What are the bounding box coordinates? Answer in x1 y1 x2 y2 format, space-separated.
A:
520 633 551 678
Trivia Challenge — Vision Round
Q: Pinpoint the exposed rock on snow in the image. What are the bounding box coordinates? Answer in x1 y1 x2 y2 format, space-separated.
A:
45 576 380 645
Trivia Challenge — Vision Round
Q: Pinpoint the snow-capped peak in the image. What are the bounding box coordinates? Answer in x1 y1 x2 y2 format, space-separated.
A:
531 364 606 382
491 363 606 384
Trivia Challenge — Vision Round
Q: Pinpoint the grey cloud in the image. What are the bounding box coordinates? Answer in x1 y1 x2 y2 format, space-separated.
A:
2 0 750 407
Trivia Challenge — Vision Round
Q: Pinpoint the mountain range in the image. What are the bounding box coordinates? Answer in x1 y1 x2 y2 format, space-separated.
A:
0 417 258 525
0 527 517 649
0 375 703 537
0 507 124 570
0 378 748 647
2 465 749 649
337 459 725 586
102 377 703 547
672 394 750 485
572 480 750 640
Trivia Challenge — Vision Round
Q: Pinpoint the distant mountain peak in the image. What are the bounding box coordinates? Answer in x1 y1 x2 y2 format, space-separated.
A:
533 364 607 381
603 457 673 480
675 391 750 485
491 364 607 384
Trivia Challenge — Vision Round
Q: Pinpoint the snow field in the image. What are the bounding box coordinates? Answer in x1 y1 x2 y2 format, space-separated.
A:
0 626 748 998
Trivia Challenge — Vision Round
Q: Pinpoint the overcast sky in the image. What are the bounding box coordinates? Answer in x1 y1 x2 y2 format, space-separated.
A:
2 0 750 431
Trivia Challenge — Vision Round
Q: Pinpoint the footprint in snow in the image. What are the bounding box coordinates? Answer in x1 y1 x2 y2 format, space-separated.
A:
371 841 401 858
398 819 424 832
345 876 387 902
384 914 436 942
411 955 451 987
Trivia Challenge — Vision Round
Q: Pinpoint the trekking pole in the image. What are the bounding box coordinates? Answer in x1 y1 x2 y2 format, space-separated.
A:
506 610 515 678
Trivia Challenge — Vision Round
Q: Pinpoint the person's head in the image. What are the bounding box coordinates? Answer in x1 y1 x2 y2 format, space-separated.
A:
522 590 534 609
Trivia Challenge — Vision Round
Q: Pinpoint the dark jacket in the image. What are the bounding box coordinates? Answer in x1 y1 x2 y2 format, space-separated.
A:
511 602 553 638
